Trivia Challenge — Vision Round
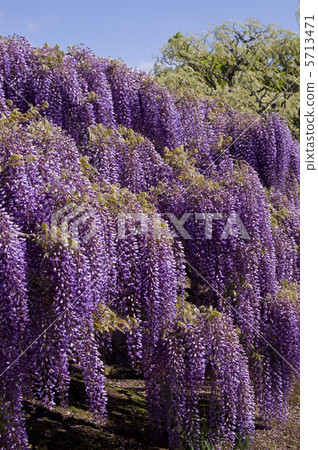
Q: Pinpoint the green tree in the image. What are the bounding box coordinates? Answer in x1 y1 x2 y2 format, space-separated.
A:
154 18 300 138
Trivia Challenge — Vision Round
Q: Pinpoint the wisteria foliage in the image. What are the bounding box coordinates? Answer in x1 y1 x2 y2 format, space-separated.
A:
0 36 299 449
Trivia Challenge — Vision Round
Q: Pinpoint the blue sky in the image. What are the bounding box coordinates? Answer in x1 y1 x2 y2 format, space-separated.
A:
0 0 299 71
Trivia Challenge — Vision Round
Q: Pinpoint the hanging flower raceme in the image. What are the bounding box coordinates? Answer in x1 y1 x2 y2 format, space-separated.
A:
173 92 232 174
203 310 255 448
227 112 300 193
0 36 33 114
105 59 142 129
0 208 29 449
253 283 300 426
85 124 173 193
136 76 183 153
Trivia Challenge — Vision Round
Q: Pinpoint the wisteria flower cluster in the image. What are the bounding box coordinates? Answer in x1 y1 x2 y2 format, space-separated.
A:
0 36 299 449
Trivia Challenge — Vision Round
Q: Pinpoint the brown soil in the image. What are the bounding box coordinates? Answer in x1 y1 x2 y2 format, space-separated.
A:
24 364 299 449
251 382 300 450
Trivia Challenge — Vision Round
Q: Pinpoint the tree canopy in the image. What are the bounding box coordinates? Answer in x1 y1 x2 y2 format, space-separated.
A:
154 18 300 138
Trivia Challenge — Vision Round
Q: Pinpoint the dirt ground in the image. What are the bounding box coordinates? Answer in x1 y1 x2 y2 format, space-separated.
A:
251 382 300 450
24 364 299 449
